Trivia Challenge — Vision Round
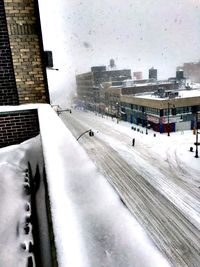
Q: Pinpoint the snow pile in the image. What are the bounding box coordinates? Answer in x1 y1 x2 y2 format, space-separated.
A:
0 136 43 267
38 105 170 267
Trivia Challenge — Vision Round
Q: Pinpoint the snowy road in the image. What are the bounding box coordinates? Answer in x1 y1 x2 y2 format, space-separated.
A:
61 109 200 267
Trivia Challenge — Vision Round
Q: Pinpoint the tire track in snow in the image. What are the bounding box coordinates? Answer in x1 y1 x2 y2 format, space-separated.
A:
61 112 200 267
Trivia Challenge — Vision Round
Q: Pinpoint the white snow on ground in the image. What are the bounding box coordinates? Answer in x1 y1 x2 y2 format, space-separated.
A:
97 129 200 229
73 109 200 172
38 105 170 267
0 136 43 267
2 104 199 267
65 109 200 233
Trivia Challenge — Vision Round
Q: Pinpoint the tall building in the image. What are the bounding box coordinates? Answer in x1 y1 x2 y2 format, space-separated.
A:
149 67 157 80
177 62 200 83
176 70 184 81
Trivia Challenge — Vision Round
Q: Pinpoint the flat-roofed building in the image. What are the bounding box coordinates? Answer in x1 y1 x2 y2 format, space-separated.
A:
102 80 179 117
121 88 200 133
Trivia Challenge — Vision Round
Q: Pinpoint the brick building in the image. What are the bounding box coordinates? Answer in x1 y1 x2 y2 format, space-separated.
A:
0 2 55 265
0 0 50 147
1 0 49 105
0 107 39 148
0 0 18 105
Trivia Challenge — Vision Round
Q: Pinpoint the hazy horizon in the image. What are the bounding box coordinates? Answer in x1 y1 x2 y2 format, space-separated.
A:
38 0 200 105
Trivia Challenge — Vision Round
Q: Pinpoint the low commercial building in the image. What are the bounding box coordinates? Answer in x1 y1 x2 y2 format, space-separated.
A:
102 80 179 117
104 85 122 116
121 88 200 133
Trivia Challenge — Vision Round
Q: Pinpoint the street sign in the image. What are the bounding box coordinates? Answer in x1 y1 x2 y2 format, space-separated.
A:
147 114 159 123
162 116 181 124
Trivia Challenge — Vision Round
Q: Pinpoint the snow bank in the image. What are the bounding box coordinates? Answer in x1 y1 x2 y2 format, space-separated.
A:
38 105 170 267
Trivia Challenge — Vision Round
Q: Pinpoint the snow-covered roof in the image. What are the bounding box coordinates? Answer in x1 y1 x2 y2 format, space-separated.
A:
135 89 200 100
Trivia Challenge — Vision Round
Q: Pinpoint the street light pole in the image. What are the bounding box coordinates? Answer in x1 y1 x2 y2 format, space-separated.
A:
145 113 148 134
195 112 199 158
116 102 121 123
167 102 170 136
77 129 94 141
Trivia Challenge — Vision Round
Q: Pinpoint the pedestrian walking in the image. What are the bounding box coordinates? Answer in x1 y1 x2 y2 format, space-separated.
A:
132 138 135 146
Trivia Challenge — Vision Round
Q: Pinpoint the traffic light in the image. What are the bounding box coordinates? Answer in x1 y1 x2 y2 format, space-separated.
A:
89 130 94 137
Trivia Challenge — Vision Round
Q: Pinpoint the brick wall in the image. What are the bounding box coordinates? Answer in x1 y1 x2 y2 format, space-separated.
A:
0 1 19 105
0 109 39 148
4 0 50 104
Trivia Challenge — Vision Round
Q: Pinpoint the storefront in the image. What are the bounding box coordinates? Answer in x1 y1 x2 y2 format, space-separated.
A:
121 89 200 133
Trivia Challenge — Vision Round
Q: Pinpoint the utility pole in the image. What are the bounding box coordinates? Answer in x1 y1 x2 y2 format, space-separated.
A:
195 112 199 158
167 101 176 136
167 102 170 136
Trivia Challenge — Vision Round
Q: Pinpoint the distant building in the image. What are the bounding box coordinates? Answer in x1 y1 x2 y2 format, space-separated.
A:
177 62 200 83
133 72 143 80
76 66 131 110
149 67 157 80
176 70 184 81
91 66 106 72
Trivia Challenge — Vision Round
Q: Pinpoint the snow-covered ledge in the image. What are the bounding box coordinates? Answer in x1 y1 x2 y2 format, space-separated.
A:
38 105 170 267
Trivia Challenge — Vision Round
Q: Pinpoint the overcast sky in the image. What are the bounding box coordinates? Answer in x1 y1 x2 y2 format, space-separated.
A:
38 0 200 104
